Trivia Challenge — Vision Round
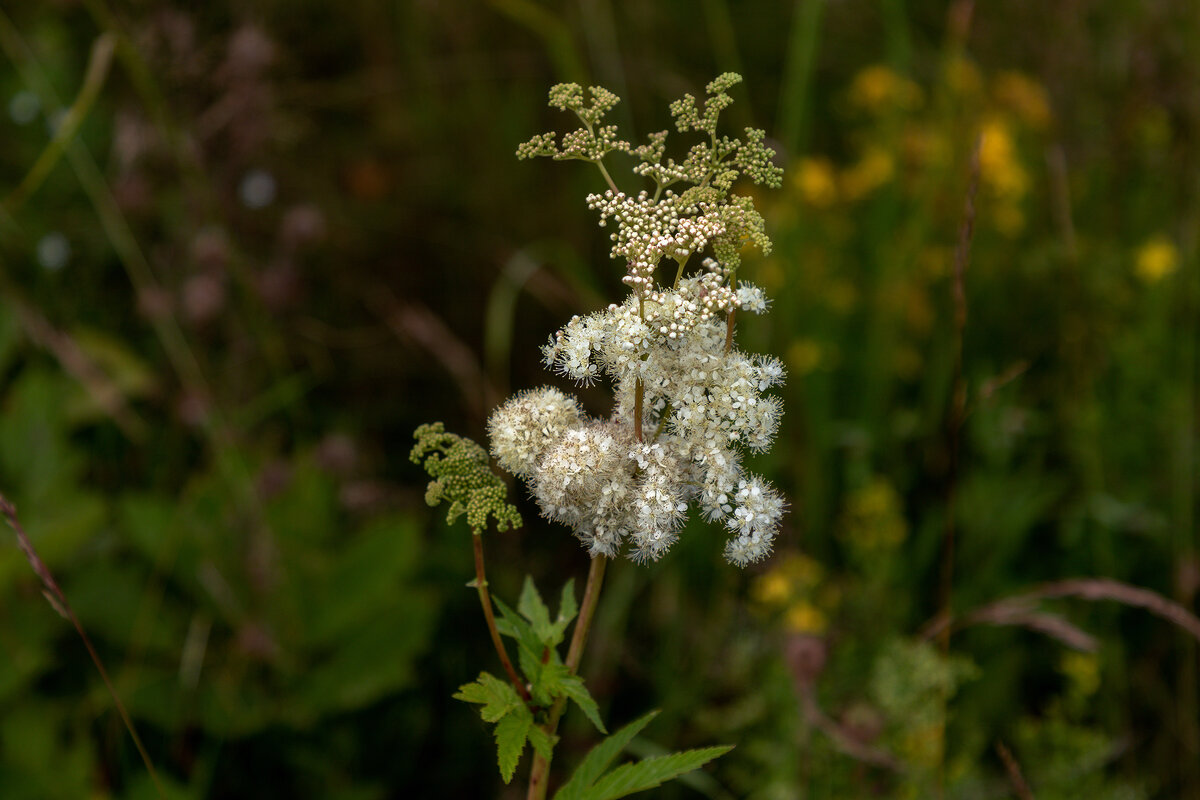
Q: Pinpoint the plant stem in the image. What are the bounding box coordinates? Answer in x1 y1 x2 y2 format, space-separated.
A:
473 532 531 702
526 554 608 800
596 160 619 194
0 493 167 800
633 378 644 441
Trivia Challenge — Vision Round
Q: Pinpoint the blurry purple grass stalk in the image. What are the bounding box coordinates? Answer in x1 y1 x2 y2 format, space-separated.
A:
797 684 903 772
0 492 167 799
3 292 146 439
995 741 1035 800
921 577 1200 647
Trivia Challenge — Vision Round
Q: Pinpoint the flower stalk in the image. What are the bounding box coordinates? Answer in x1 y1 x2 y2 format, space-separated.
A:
473 531 530 702
526 554 608 800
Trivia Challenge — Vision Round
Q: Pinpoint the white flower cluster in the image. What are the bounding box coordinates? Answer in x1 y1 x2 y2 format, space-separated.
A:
490 274 786 566
498 74 788 567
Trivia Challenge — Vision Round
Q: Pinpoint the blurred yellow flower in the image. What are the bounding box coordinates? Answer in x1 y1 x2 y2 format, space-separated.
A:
918 246 951 279
994 203 1025 236
1060 651 1101 697
979 117 1029 200
787 338 823 375
784 602 827 634
900 722 945 769
793 157 838 207
751 569 792 606
944 55 983 98
841 146 895 201
758 257 786 291
992 71 1052 130
827 279 858 313
902 125 951 170
842 477 907 551
1135 235 1179 283
849 65 923 113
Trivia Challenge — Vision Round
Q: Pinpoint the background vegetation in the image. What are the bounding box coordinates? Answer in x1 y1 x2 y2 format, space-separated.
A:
0 1 1197 797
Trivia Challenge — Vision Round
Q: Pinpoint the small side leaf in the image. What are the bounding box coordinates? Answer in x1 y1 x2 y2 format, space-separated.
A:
453 672 521 723
528 724 556 759
554 711 659 800
495 708 533 783
519 576 554 643
546 578 578 644
585 746 734 800
556 672 606 733
494 595 549 686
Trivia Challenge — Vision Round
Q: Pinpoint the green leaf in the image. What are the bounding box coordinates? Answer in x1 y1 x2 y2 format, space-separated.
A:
547 578 577 644
554 711 659 800
518 576 553 642
554 671 606 733
495 708 532 783
453 672 522 723
528 724 555 759
584 746 734 800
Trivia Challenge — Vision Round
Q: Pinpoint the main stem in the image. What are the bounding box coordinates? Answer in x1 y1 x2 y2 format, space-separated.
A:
473 532 531 702
526 554 608 800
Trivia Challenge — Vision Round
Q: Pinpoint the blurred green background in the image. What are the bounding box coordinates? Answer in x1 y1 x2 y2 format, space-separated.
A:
0 1 1197 797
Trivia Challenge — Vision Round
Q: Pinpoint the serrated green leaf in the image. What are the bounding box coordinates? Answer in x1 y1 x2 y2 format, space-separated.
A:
495 707 533 783
545 578 578 645
584 746 733 800
495 595 557 692
453 672 522 722
528 724 555 759
518 576 554 643
554 711 659 800
555 672 606 733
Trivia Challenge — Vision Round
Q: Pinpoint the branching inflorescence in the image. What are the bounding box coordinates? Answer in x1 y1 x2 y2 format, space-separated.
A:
496 74 787 566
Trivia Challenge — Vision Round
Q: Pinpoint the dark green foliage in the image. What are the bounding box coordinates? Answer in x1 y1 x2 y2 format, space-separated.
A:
1 0 1198 796
555 711 732 800
455 577 600 783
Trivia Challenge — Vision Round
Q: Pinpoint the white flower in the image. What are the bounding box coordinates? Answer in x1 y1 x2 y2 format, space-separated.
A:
487 387 583 478
736 282 770 313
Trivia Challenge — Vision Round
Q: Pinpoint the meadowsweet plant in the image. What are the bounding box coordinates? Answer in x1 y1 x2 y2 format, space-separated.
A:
413 73 786 799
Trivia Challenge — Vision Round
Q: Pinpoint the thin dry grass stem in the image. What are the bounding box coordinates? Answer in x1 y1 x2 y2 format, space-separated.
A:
798 684 903 772
472 532 531 703
963 603 1098 652
3 292 146 439
1046 145 1079 265
922 577 1200 647
971 359 1032 411
2 32 116 214
0 492 167 799
374 290 501 421
937 134 982 655
995 740 1035 800
1030 578 1200 644
526 554 608 800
